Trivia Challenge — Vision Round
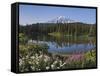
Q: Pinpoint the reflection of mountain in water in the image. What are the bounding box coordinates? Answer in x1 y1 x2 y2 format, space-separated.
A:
28 34 95 47
28 34 96 54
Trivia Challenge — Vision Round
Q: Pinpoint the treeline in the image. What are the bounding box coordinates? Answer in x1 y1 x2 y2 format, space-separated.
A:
19 22 96 36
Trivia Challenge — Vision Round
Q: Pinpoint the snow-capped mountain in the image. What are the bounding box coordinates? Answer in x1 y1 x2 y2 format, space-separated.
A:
47 16 77 23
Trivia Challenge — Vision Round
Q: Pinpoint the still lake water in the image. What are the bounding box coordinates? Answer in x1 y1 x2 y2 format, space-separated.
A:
28 34 96 54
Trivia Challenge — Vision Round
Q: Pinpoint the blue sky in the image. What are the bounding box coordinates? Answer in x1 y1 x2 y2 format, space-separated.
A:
19 4 96 25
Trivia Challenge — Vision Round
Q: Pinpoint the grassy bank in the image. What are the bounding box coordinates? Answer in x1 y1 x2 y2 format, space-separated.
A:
48 32 63 37
48 32 91 37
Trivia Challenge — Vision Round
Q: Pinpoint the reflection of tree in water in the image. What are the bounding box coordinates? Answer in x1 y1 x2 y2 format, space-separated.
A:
29 33 95 48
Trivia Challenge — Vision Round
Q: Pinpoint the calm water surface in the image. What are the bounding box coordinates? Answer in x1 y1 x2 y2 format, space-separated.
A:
28 34 96 54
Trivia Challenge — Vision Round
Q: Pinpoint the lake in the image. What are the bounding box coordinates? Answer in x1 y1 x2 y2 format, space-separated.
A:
28 34 96 54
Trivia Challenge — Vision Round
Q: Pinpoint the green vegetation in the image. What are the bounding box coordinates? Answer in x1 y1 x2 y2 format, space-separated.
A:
19 23 96 37
19 22 96 72
19 33 96 72
19 33 28 44
48 32 63 37
19 43 96 72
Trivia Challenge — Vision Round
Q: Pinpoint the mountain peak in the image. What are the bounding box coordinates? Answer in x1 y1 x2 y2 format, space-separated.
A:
48 16 76 23
57 16 65 19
